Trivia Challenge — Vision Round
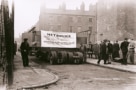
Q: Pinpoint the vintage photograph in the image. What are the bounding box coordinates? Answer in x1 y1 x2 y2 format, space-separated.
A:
0 0 136 90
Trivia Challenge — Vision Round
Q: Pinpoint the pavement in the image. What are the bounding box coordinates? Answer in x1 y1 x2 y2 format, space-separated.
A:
87 58 136 73
0 66 5 90
0 64 4 85
1 53 136 89
9 52 59 90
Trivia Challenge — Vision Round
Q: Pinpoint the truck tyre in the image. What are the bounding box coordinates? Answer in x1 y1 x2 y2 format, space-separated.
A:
61 51 67 64
67 52 73 64
57 51 67 64
76 52 84 64
73 52 80 64
57 52 61 64
49 51 57 65
50 56 54 65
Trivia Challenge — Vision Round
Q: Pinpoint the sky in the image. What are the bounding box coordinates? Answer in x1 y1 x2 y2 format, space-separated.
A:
6 0 97 38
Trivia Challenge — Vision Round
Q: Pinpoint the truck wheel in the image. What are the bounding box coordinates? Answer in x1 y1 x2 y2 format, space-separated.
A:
49 51 57 65
57 52 61 64
61 51 67 64
50 56 54 65
76 52 84 64
67 52 73 64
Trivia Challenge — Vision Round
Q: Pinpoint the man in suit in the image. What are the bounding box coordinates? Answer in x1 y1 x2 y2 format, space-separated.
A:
97 39 108 64
128 39 135 64
107 40 113 64
80 43 87 63
120 38 129 65
112 40 120 60
88 42 93 58
20 38 30 67
93 42 100 59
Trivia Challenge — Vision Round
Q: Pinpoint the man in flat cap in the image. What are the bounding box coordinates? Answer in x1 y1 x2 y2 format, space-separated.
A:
97 39 108 64
20 38 30 67
120 38 129 65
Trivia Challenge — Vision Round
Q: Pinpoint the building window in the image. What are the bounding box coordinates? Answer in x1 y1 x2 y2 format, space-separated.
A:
89 26 92 30
73 17 77 23
49 16 53 22
77 26 82 32
57 16 61 21
49 25 53 31
89 18 92 22
78 17 81 22
70 26 73 32
69 17 73 22
58 25 61 30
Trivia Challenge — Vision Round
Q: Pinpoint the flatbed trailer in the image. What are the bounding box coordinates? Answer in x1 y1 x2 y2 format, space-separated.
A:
22 30 87 64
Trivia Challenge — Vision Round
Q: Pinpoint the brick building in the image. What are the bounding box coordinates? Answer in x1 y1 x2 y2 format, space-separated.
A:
97 0 136 41
29 0 136 43
34 2 97 43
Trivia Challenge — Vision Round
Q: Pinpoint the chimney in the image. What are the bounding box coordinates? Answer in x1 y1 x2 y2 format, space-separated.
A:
80 2 85 11
62 2 66 10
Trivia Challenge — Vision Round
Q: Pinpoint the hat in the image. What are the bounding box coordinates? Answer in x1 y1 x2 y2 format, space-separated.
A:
89 42 92 44
124 38 128 40
103 39 107 42
24 38 28 41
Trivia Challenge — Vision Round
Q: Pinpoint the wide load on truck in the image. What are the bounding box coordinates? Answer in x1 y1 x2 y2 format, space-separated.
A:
22 30 87 64
41 30 76 48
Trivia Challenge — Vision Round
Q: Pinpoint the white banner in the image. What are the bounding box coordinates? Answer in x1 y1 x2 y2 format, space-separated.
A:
41 30 76 48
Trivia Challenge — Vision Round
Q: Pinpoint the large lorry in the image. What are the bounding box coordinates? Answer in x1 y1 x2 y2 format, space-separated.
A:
22 30 87 64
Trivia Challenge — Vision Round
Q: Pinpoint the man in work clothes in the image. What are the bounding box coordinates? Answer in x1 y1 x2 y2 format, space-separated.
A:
97 39 108 64
128 39 135 64
80 43 87 63
20 38 30 67
107 40 113 64
120 38 129 65
112 40 120 60
88 42 93 58
93 42 100 59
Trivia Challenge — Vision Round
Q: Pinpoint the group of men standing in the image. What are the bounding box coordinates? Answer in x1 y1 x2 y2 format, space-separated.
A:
86 38 135 65
97 39 113 64
20 37 135 67
99 38 135 65
121 38 135 65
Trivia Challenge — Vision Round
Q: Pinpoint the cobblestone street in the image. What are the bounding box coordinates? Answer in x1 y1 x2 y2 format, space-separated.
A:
31 57 136 90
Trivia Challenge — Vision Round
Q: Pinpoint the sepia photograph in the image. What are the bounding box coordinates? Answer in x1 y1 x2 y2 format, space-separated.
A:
0 0 136 90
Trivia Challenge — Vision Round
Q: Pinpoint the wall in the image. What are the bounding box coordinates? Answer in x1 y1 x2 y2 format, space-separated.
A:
97 0 136 41
37 4 96 43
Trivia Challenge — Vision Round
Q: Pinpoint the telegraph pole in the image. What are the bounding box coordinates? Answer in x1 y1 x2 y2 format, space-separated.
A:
12 0 14 54
2 0 14 85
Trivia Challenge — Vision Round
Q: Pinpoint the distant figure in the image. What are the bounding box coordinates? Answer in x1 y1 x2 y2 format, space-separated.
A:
120 38 129 65
14 41 17 55
107 40 113 64
112 40 120 60
97 39 108 64
80 43 87 62
20 38 30 67
93 42 100 59
88 42 93 58
128 39 135 64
